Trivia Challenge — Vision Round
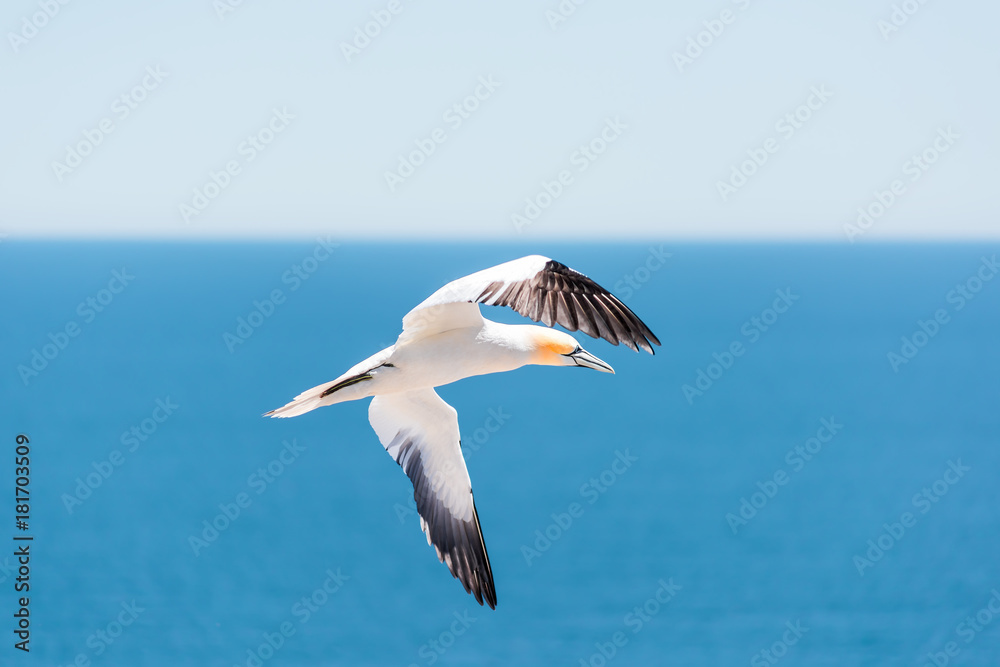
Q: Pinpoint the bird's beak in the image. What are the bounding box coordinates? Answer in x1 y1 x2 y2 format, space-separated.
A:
568 348 615 374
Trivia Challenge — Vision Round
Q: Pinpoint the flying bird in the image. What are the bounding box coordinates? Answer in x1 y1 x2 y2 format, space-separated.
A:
265 255 659 608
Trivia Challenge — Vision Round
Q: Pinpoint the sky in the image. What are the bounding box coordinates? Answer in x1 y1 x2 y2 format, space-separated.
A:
0 0 997 240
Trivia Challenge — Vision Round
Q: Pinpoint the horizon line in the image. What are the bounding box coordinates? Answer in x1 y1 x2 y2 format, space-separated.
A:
3 234 999 244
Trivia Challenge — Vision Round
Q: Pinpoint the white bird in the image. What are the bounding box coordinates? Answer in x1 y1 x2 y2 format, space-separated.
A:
265 255 659 608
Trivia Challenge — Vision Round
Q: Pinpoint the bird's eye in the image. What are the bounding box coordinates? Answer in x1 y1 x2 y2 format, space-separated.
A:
564 345 581 356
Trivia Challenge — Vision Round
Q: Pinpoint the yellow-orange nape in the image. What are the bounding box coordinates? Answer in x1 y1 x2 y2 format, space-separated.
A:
529 327 579 364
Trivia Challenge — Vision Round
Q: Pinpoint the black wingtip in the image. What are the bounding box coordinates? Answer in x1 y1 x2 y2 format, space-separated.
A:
471 502 497 610
480 571 497 610
394 436 498 611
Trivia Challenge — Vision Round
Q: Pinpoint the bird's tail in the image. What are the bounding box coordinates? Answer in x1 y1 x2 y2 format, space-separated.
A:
264 372 373 418
264 346 394 419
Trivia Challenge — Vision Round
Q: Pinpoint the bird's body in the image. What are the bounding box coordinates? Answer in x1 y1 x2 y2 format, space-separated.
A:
278 322 548 409
266 255 659 608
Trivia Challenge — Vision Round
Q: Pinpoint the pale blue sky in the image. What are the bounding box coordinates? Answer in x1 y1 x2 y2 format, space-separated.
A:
1 0 997 240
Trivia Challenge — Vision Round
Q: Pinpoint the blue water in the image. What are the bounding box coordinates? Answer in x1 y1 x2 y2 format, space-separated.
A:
2 242 999 666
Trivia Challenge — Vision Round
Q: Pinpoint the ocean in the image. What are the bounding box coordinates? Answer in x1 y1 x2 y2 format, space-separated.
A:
1 242 998 666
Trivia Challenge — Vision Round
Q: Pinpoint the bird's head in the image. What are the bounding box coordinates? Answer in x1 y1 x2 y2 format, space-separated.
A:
530 328 615 374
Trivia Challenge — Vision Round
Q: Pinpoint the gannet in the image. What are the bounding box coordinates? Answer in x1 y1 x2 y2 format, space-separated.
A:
265 255 659 608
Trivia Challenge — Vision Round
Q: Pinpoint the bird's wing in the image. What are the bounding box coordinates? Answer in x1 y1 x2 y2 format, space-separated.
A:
396 301 485 346
368 387 497 609
401 255 660 353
